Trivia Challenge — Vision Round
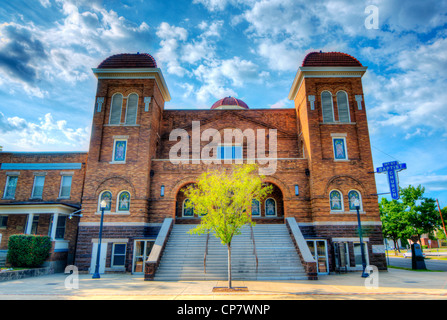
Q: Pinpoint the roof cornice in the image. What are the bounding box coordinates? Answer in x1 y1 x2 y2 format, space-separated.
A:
287 66 368 101
91 67 171 102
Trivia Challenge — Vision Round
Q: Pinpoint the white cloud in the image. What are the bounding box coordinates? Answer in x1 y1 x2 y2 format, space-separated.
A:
0 112 90 151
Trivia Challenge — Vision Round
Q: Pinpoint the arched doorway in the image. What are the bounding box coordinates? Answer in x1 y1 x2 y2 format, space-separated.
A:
175 183 198 223
252 182 284 223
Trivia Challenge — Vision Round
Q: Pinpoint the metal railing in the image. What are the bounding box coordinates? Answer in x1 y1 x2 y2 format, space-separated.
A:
250 224 259 272
204 232 210 273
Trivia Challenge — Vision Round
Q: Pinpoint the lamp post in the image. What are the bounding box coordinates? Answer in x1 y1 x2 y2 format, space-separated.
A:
354 198 369 278
92 200 107 279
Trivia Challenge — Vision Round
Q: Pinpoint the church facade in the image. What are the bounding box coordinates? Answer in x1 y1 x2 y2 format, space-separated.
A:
0 51 387 277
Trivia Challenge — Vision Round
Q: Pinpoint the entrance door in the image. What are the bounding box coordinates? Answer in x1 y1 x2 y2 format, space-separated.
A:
306 239 329 274
90 242 107 274
132 240 155 274
353 242 369 270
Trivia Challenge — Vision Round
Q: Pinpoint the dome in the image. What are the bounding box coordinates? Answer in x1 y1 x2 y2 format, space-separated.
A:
97 53 157 69
211 97 249 110
302 51 362 67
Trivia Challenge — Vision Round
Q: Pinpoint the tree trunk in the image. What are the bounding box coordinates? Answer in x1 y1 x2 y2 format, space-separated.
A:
227 242 232 289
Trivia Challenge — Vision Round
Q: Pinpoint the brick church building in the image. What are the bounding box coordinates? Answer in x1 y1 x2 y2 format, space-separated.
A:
0 51 387 279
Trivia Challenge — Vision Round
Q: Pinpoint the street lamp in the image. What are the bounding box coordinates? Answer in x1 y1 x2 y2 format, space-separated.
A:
354 198 369 278
92 199 107 279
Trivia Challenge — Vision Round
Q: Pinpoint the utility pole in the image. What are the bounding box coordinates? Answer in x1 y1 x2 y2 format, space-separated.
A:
436 199 447 239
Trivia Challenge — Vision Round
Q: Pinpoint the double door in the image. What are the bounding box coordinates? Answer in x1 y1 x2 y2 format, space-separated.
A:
132 240 155 274
306 239 329 274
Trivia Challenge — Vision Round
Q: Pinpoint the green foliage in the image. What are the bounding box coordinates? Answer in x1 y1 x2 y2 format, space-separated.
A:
184 163 272 245
379 184 441 249
7 234 52 268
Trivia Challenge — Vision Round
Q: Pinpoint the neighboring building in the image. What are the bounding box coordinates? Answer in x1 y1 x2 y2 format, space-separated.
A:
0 51 387 277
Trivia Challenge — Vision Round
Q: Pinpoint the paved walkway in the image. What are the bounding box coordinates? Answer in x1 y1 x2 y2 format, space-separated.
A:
0 268 446 300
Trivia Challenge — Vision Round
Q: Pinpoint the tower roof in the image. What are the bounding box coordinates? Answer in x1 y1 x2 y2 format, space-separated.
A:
97 53 157 69
302 51 362 67
211 97 249 110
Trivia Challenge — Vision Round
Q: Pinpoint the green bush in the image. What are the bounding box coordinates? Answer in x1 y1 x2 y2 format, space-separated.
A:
7 234 52 268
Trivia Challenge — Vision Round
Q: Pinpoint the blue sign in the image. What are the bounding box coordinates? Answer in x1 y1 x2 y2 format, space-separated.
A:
376 161 407 200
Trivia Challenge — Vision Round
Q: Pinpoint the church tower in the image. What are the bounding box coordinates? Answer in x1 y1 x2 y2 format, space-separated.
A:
75 53 170 272
288 52 385 270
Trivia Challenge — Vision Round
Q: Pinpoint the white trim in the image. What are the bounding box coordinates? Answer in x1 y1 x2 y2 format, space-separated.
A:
3 175 18 200
0 204 77 215
111 242 127 268
58 175 72 199
264 197 277 217
111 138 128 164
329 189 344 212
30 175 45 199
333 237 370 242
288 66 368 101
91 68 171 102
336 90 351 123
332 136 348 160
298 221 382 226
91 238 129 243
80 222 162 227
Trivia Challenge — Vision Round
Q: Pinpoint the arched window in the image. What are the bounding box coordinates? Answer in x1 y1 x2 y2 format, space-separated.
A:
125 93 138 125
99 191 112 212
321 91 334 123
110 93 123 124
337 91 350 123
183 198 194 217
251 199 260 216
265 198 277 216
348 190 362 211
117 191 131 212
329 190 343 211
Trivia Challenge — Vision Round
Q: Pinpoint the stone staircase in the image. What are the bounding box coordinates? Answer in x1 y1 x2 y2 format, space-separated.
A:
154 224 307 281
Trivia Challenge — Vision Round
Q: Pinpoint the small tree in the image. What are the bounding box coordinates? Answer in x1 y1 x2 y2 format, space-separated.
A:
183 164 272 289
379 198 413 254
401 185 440 247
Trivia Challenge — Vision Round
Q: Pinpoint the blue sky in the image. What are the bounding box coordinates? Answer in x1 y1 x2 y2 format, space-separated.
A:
0 0 446 207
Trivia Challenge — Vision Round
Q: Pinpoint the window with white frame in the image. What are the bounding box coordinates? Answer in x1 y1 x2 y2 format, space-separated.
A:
332 136 348 160
265 198 277 216
112 138 127 163
59 175 73 198
48 215 67 240
109 93 123 124
321 91 334 123
251 199 261 216
31 175 45 199
348 190 362 211
98 191 112 212
329 190 343 211
336 91 350 123
117 191 131 212
112 243 127 267
3 175 18 199
125 93 138 125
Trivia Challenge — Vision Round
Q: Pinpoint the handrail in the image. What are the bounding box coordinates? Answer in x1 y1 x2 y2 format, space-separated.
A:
250 224 258 272
204 232 210 273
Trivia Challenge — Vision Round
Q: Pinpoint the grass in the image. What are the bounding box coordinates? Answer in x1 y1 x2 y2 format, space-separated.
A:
388 266 444 272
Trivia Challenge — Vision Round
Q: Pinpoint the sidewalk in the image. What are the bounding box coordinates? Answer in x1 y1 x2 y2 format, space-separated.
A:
0 268 446 300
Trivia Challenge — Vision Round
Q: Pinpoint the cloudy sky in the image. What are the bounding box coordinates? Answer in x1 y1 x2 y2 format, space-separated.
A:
0 0 446 206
